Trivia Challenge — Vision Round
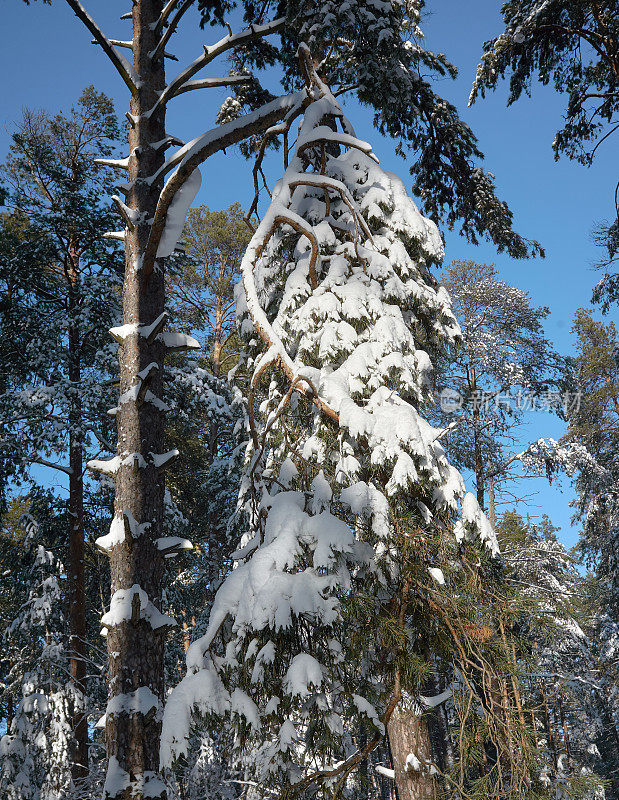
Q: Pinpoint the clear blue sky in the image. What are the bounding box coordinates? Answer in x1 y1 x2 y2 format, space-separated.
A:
1 0 617 550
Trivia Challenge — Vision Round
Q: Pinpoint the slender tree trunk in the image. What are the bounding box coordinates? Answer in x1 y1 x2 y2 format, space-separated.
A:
212 302 223 378
67 255 89 784
469 367 485 508
540 685 558 771
487 478 495 527
387 705 438 800
6 694 14 733
103 2 169 798
558 698 571 765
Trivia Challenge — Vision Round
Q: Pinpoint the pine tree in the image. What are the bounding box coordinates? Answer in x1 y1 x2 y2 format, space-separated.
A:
168 203 250 378
433 260 563 519
469 0 619 306
0 89 122 784
564 309 619 605
0 213 53 510
161 50 547 800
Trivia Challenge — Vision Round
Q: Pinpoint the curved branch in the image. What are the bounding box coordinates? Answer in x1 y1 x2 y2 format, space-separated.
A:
170 74 252 98
142 91 307 280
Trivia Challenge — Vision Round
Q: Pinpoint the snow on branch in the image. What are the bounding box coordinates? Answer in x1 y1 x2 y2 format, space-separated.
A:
170 74 253 98
111 194 140 230
101 585 176 631
141 91 307 279
64 0 139 95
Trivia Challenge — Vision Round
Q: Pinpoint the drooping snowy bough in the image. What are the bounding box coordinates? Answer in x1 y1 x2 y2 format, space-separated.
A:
162 47 500 795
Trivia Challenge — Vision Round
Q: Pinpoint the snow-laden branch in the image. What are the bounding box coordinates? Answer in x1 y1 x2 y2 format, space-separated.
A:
170 74 252 98
141 91 307 279
486 438 601 482
93 37 178 61
64 0 139 95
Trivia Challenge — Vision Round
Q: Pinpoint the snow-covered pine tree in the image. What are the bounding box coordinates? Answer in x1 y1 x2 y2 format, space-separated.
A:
432 260 563 519
0 512 73 800
162 47 542 800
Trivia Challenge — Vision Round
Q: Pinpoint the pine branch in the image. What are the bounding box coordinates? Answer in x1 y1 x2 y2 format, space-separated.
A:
170 74 252 98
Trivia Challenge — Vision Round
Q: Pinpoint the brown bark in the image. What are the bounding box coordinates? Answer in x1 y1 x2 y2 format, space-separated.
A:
387 705 439 800
104 2 169 798
558 698 571 765
6 694 14 733
487 478 496 528
212 301 223 378
67 251 89 784
540 685 558 770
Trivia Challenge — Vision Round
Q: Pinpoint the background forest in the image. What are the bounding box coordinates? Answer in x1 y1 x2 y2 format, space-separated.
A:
0 1 617 800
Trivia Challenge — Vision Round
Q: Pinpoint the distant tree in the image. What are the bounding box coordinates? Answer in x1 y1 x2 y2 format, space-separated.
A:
498 510 617 798
168 203 250 378
164 203 250 665
0 212 53 510
469 0 619 307
0 87 121 784
564 309 619 603
434 260 562 519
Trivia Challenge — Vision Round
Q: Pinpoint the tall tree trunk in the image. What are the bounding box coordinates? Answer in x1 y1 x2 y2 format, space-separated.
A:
67 255 88 784
387 705 439 800
103 2 169 797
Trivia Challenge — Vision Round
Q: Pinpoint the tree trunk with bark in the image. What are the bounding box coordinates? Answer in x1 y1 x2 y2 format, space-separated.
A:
100 2 170 797
67 253 88 784
387 705 439 800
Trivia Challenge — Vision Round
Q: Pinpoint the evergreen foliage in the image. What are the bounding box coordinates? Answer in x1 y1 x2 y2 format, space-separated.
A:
469 0 619 305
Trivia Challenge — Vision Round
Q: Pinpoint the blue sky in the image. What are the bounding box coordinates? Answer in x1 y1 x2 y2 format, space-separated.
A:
1 0 617 549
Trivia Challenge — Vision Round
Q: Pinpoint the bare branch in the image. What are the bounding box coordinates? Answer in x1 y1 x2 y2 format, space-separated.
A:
170 74 252 98
64 0 139 95
151 0 195 61
154 17 285 112
21 455 73 476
